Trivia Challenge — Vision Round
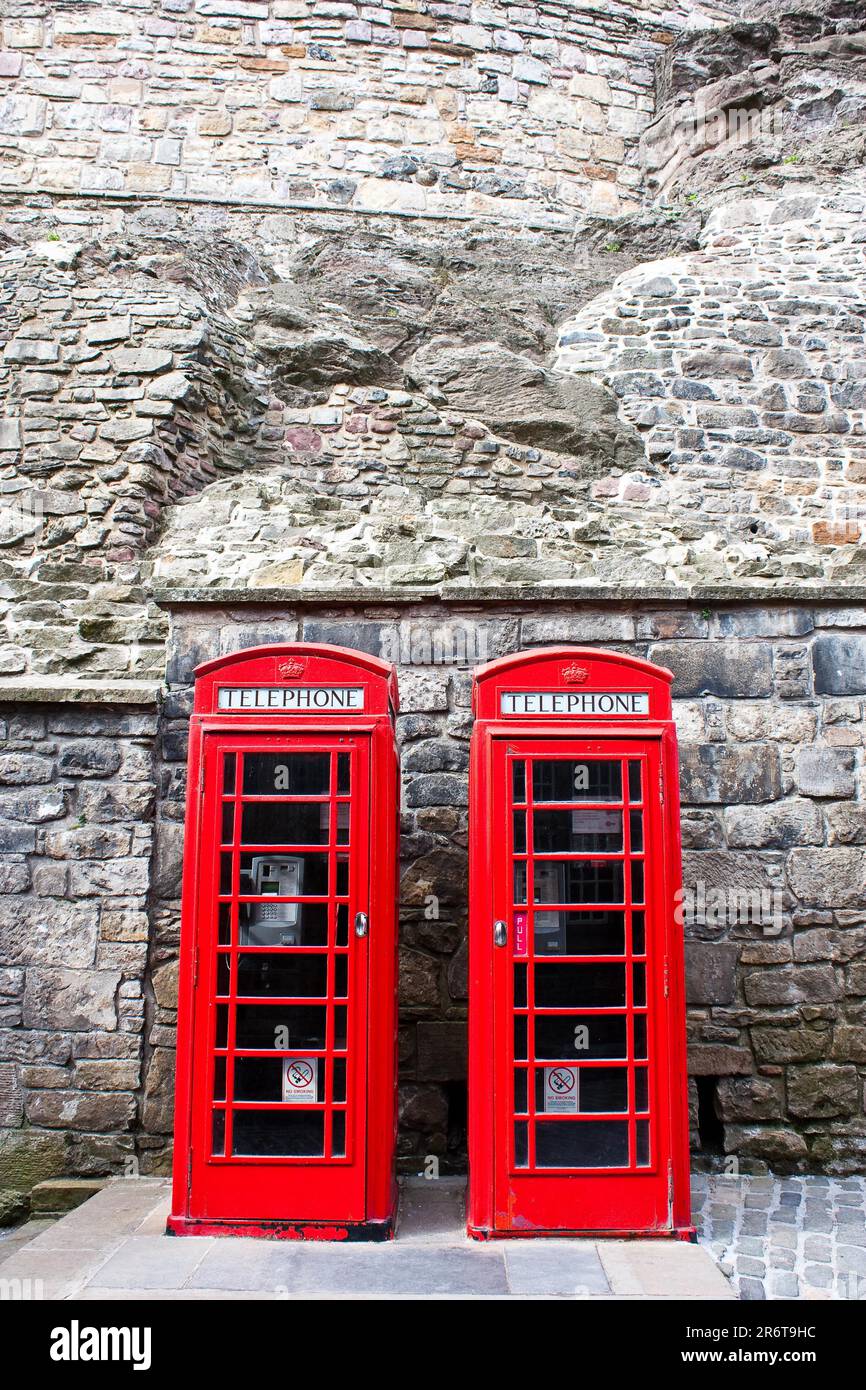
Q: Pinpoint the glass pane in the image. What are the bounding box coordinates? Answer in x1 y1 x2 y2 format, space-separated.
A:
535 1014 627 1061
514 861 527 905
233 1111 325 1157
216 953 230 997
634 1014 647 1060
533 859 624 905
215 1004 228 1049
334 1005 347 1050
332 1111 346 1157
212 1110 225 1155
514 1069 528 1113
333 1057 346 1103
512 811 526 854
334 954 348 998
514 1015 528 1061
633 962 646 1008
535 1066 627 1114
636 1119 650 1166
213 1056 226 1101
218 902 232 945
243 753 330 796
580 1068 628 1114
234 1055 324 1103
336 854 348 895
635 1068 649 1112
239 898 328 948
514 963 527 1009
536 1120 628 1168
221 802 234 844
631 860 644 903
222 754 236 795
220 853 233 895
535 963 626 1008
628 761 641 802
241 801 329 846
512 761 526 804
629 811 643 852
336 803 349 845
534 909 625 956
337 753 350 794
239 851 328 900
235 1004 326 1050
336 902 349 947
533 760 621 803
514 1120 528 1167
533 809 622 853
632 910 645 955
236 953 328 998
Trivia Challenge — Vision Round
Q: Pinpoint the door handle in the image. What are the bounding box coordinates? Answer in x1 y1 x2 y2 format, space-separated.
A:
354 911 369 938
493 919 507 947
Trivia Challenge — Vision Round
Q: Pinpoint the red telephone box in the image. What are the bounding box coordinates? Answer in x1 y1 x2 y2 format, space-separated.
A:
168 643 399 1240
467 647 692 1239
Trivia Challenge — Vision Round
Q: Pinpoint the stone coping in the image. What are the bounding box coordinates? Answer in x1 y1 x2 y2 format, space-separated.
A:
153 584 866 608
0 187 573 233
0 678 161 707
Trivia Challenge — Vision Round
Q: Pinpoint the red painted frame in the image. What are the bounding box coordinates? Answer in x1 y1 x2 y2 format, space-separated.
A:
467 647 692 1240
168 644 399 1240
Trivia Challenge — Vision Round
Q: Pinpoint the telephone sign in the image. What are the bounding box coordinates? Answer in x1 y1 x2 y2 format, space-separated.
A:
168 643 400 1240
468 647 692 1239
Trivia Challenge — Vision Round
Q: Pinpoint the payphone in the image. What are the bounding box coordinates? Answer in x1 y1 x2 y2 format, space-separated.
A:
467 647 692 1239
168 643 400 1239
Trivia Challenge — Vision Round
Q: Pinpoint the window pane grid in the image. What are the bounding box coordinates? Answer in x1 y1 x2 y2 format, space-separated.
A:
209 746 356 1164
509 753 653 1174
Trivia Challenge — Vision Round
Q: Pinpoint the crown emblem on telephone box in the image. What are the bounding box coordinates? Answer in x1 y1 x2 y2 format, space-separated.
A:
278 659 306 679
561 663 589 684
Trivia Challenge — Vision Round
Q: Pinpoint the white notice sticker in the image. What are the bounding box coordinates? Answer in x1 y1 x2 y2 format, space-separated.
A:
544 1066 579 1114
282 1057 318 1104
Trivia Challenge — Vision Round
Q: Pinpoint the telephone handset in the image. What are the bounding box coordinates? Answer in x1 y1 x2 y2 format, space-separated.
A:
241 855 304 946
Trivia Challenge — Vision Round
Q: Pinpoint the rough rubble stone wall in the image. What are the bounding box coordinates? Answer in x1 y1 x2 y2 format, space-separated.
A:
134 601 866 1176
554 187 866 584
0 702 157 1185
1 0 737 223
1 1 865 1183
641 2 866 199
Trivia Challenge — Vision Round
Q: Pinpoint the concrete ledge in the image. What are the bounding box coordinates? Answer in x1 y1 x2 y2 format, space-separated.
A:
0 678 161 707
153 584 866 607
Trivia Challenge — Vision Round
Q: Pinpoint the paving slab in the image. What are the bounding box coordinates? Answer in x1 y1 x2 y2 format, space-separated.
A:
503 1240 610 1296
396 1176 465 1243
95 1234 217 1291
599 1240 735 1299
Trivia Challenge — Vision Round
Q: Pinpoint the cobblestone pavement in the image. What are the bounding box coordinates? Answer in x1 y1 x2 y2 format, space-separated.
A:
693 1173 866 1301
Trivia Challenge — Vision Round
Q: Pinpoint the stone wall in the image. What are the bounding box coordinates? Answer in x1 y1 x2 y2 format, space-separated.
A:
1 1 865 1186
135 598 866 1175
1 0 737 222
0 695 158 1187
555 187 866 582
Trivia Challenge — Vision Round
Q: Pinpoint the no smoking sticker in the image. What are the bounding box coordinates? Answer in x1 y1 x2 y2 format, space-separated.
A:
282 1057 318 1104
544 1066 578 1114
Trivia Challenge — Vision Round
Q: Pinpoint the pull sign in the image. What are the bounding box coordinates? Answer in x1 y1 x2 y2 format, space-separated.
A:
282 1058 318 1103
218 686 365 712
544 1067 578 1114
500 690 650 716
513 911 528 956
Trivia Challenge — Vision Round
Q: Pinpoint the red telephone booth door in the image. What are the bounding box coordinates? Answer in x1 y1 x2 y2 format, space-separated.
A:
491 736 673 1234
187 731 371 1224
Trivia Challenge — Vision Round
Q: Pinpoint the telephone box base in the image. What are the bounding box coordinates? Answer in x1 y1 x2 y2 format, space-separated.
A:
166 1214 395 1242
468 1224 697 1243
